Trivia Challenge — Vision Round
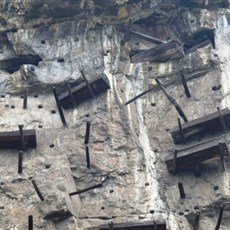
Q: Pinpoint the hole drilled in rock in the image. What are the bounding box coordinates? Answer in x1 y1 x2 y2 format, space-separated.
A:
51 110 56 114
145 182 150 186
101 207 105 210
0 54 42 74
38 104 43 109
5 105 9 108
110 190 114 193
34 94 38 98
151 103 156 107
212 84 221 91
214 186 219 191
11 105 15 109
41 40 46 44
1 95 5 98
38 124 43 128
49 144 54 148
150 210 155 214
57 58 64 63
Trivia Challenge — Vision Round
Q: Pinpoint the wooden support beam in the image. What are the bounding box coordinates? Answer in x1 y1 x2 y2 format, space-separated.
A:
18 151 23 174
66 82 76 107
28 215 33 230
116 27 165 45
31 179 44 201
178 118 186 144
109 222 114 230
185 39 211 55
100 221 166 230
181 73 191 98
69 183 103 196
53 87 67 126
215 206 224 230
156 79 188 123
0 129 36 149
178 182 186 199
193 211 200 230
170 108 230 144
86 146 91 169
172 150 178 176
58 74 110 110
23 88 28 109
80 70 96 98
130 41 184 63
124 87 154 106
18 125 25 151
165 136 229 173
218 142 226 171
84 121 91 145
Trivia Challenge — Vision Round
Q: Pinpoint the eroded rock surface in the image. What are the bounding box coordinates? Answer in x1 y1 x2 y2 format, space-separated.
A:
0 0 230 229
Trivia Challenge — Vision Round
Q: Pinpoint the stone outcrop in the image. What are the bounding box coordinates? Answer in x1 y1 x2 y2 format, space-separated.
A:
0 0 230 229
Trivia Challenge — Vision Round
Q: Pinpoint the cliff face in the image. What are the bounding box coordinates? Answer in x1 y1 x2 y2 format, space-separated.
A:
0 0 230 229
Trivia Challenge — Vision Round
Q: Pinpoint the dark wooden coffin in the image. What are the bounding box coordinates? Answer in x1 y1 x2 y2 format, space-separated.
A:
0 129 36 149
165 136 228 173
130 41 184 63
58 73 110 109
100 221 166 230
170 108 230 144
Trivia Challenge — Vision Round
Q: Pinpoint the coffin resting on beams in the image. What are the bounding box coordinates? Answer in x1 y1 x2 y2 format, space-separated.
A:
170 108 230 144
130 41 184 63
100 221 166 230
0 129 36 149
165 135 229 173
58 73 110 109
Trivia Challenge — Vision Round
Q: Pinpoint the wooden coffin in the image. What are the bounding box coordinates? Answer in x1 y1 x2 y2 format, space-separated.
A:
0 129 36 149
58 73 110 109
165 136 228 173
170 108 230 144
130 41 184 63
100 221 166 230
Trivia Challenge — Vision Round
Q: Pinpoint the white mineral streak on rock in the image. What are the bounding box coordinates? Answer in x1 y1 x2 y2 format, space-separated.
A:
216 11 230 108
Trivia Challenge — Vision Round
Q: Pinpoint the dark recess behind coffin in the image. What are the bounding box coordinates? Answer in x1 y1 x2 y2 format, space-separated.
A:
0 55 42 73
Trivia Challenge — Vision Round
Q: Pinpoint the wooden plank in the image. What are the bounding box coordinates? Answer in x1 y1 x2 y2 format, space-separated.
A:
185 39 211 55
0 129 36 149
100 221 166 230
116 27 165 45
130 41 184 63
165 136 228 173
170 108 230 144
58 74 110 109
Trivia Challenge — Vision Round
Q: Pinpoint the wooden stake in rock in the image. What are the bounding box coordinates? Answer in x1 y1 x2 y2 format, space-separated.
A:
18 151 23 174
28 215 33 230
84 121 91 145
178 182 186 199
181 73 191 98
124 87 155 106
193 211 200 230
155 79 188 123
52 87 67 126
31 179 44 201
23 88 28 109
215 206 224 230
69 183 103 196
86 146 91 169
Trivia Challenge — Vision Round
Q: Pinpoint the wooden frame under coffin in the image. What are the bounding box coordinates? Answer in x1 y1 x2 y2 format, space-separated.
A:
58 73 110 109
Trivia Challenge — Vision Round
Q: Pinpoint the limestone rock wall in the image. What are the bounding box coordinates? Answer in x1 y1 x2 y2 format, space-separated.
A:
0 0 230 229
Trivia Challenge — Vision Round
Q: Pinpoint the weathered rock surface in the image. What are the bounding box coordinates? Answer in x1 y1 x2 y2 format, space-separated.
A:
0 0 230 229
